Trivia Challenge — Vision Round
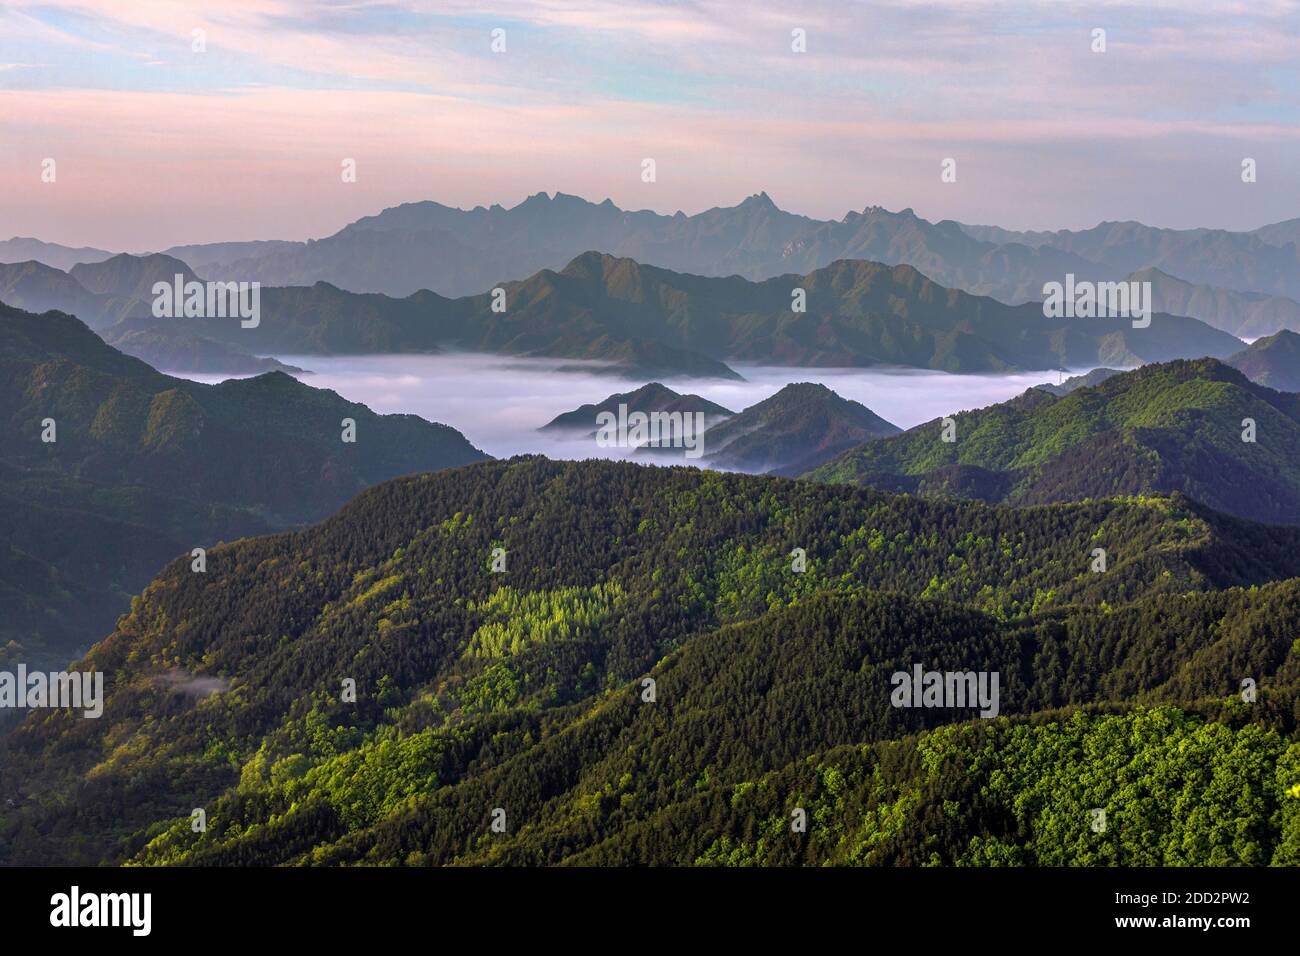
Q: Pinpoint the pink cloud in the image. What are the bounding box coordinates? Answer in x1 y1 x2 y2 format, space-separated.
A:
2 1 1297 245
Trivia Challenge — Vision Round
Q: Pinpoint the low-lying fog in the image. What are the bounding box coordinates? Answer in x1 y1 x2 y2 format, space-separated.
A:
179 353 1097 461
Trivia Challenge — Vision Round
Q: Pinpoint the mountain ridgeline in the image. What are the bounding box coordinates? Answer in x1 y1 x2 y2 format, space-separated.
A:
632 382 902 474
101 317 306 375
960 217 1300 303
540 382 735 433
700 383 900 474
543 381 900 474
190 251 1234 374
0 302 488 665
807 358 1300 526
1034 367 1124 397
9 193 1295 312
0 245 1249 379
1227 330 1300 393
8 195 1299 355
1127 267 1300 339
3 457 1299 866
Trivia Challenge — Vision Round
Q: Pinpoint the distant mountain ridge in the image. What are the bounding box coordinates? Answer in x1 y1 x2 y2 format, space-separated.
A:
7 194 1299 307
1034 367 1124 397
544 380 899 474
1126 267 1300 338
0 254 199 331
0 260 116 328
958 218 1300 298
1035 339 1300 398
1 251 1246 378
69 252 199 301
101 318 306 376
84 193 1300 306
176 194 1298 305
630 382 899 474
154 192 819 298
0 237 114 271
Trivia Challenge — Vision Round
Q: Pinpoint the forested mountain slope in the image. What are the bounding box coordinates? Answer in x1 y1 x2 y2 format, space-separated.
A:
3 457 1298 865
0 303 487 665
807 359 1300 525
640 382 901 474
1227 330 1300 393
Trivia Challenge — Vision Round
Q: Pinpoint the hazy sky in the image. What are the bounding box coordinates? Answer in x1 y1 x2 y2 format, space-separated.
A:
3 1 1298 249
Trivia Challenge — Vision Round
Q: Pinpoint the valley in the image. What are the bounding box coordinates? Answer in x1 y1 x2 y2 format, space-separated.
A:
177 353 1073 461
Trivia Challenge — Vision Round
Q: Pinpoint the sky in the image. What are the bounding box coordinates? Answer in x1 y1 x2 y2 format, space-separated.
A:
2 0 1298 250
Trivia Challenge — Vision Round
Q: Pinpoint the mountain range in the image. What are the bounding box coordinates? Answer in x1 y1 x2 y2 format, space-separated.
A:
0 301 487 667
1127 268 1300 338
807 358 1300 525
0 238 115 272
7 192 1298 324
0 249 1248 378
545 380 901 474
1033 334 1300 398
0 260 123 330
960 218 1300 299
101 317 306 375
5 456 1299 865
0 256 300 375
6 193 1300 871
629 382 900 474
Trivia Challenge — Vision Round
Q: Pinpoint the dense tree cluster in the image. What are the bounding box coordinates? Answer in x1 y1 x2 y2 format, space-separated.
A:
2 456 1298 866
808 359 1300 525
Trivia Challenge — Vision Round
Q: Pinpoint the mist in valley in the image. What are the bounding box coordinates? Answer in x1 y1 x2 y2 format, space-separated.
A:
179 352 1092 463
